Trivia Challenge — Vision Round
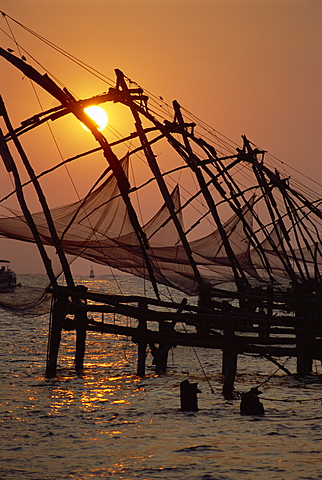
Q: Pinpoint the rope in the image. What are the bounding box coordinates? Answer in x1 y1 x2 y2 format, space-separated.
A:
1 11 115 89
180 322 215 394
257 356 292 388
253 356 322 405
261 396 322 404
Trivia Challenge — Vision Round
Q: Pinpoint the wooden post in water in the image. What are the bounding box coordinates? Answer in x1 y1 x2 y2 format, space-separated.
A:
180 379 200 411
46 288 69 378
151 299 186 374
137 301 148 377
259 286 273 339
295 284 314 375
149 330 172 375
222 324 238 399
296 333 313 376
74 285 88 373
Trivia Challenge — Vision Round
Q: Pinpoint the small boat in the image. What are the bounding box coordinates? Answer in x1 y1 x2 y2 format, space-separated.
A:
89 266 95 278
0 260 17 293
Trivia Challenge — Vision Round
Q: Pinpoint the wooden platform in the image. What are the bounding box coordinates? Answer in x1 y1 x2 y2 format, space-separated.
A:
45 284 322 398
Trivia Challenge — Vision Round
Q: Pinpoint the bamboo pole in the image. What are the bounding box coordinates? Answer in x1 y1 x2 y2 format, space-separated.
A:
0 97 75 289
114 70 203 290
0 48 160 299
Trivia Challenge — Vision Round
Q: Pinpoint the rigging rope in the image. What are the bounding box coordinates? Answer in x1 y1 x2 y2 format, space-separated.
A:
260 396 322 404
257 356 292 388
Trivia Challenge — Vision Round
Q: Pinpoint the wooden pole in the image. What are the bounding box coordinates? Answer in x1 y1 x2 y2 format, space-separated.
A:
294 284 314 375
149 333 172 375
0 97 74 289
137 301 148 377
115 70 203 290
222 324 238 399
0 103 57 288
149 299 185 374
137 326 147 377
46 288 69 378
296 334 313 375
74 285 88 373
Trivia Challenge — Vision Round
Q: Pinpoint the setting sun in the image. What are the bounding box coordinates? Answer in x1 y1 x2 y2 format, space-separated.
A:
82 105 108 131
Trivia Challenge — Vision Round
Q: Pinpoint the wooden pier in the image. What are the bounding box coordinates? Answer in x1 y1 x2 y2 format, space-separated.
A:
45 283 322 398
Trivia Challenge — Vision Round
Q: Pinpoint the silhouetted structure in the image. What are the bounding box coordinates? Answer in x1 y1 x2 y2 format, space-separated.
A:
180 380 201 411
240 387 265 416
0 27 321 400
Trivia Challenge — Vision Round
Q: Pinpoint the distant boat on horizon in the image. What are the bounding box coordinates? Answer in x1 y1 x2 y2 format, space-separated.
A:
0 259 17 293
89 266 95 278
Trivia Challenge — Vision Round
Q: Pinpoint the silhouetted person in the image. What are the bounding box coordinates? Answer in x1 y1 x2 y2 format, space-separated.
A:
240 387 265 415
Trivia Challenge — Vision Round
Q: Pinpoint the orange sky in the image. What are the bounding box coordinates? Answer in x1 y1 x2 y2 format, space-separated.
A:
0 0 321 275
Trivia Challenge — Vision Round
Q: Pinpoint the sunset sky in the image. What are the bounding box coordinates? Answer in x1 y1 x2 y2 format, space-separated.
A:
0 0 321 275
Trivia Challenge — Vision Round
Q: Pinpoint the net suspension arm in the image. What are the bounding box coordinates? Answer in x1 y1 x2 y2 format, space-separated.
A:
242 136 307 283
121 90 312 283
0 99 58 287
264 167 322 272
114 87 250 292
171 100 250 292
69 101 162 297
166 114 303 282
0 94 75 288
183 126 277 283
260 163 322 280
280 190 312 279
186 127 319 285
0 48 161 298
260 159 322 222
114 69 204 289
63 99 162 299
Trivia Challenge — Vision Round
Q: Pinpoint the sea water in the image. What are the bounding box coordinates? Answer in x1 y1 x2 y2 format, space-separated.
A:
0 275 321 480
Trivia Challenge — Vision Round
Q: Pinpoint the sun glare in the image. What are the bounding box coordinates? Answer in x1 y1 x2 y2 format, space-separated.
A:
82 105 108 131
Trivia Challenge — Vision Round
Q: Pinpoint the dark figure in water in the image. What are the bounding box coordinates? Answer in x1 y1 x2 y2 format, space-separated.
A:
240 387 265 416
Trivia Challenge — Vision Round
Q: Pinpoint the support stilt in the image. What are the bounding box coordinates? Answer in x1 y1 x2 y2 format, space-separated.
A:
137 333 147 377
296 331 313 375
150 342 172 375
294 284 315 375
222 325 238 399
150 321 175 374
74 286 88 373
46 291 68 378
137 302 148 377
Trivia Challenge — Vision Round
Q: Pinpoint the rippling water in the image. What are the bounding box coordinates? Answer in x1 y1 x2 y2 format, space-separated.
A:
0 275 321 479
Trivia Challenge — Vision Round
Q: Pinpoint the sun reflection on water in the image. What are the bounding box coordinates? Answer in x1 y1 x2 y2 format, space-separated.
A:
43 370 145 417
